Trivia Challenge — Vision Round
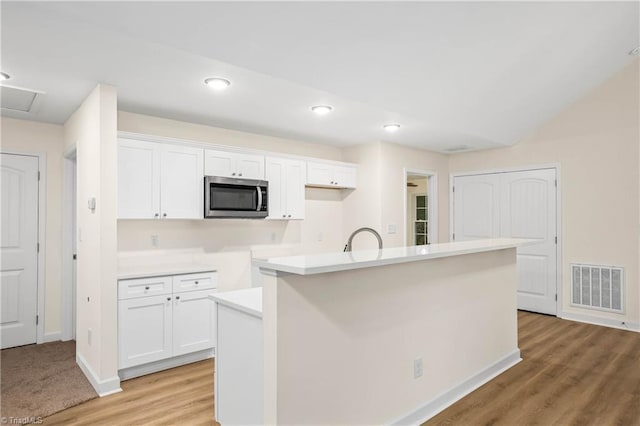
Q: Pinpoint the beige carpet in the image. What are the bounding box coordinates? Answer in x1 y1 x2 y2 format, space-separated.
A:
1 341 98 422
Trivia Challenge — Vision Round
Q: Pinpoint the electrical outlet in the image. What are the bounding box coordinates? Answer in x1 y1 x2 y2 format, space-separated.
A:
413 357 423 379
88 329 92 346
151 235 159 248
387 224 397 234
317 232 324 242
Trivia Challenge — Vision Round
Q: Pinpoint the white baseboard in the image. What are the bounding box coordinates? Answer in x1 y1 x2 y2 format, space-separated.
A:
43 331 61 343
118 348 214 381
560 311 640 332
389 349 522 425
76 352 122 397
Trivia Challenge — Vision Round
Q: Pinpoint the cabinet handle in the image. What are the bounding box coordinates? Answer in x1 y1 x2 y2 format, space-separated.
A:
239 173 243 176
145 286 150 290
282 214 286 218
176 296 180 300
163 213 167 217
195 281 199 285
334 182 338 185
166 297 171 301
154 213 159 218
288 214 291 218
330 181 334 184
232 172 236 176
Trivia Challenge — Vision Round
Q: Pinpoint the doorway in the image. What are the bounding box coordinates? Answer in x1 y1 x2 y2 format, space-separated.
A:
451 166 560 315
0 153 43 348
403 169 438 246
62 150 77 341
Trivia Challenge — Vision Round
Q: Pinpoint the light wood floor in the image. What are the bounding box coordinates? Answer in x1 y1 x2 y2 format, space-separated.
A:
44 311 639 425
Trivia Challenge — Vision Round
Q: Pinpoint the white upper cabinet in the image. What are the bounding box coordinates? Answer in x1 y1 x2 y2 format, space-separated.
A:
118 139 161 219
306 161 357 189
204 149 265 180
266 157 306 220
118 139 204 219
160 145 204 219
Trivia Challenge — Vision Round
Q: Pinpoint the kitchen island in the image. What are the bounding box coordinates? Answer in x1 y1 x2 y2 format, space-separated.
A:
218 238 530 425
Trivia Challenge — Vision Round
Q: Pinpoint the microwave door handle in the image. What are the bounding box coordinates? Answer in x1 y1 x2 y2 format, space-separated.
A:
256 186 262 211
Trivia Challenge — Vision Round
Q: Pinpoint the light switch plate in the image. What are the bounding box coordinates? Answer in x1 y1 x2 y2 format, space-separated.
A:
387 224 397 234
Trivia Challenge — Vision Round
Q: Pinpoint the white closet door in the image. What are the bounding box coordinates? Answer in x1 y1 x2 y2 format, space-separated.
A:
500 169 557 315
0 154 39 349
453 169 557 315
453 174 500 241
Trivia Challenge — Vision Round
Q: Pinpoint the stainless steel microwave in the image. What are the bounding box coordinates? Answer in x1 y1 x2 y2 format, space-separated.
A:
204 176 268 218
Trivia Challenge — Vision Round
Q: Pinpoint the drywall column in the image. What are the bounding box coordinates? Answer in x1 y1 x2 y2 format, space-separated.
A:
63 84 120 395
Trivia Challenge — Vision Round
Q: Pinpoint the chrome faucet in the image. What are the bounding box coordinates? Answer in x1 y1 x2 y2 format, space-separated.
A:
344 227 383 252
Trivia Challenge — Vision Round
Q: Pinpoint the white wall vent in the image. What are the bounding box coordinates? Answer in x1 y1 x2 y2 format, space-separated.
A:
571 263 624 313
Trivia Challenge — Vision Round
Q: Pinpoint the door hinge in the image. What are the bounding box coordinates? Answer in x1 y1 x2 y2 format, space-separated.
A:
37 242 40 253
452 185 455 193
555 294 557 301
37 171 41 181
554 236 557 244
36 315 39 325
554 179 557 187
73 254 77 260
452 233 456 241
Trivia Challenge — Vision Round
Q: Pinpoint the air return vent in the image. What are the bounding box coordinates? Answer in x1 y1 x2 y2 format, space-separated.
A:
571 263 624 313
0 85 41 112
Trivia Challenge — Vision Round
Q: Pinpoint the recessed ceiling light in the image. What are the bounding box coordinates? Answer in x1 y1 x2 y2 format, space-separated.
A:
0 72 10 81
311 105 333 115
629 46 640 56
204 77 231 90
383 123 401 132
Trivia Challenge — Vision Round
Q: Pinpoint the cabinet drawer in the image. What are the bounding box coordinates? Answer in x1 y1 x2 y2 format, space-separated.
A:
173 271 217 293
118 276 172 300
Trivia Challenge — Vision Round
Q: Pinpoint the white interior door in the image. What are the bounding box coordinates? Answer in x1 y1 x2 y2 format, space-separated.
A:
453 168 557 315
1 153 39 348
453 174 500 241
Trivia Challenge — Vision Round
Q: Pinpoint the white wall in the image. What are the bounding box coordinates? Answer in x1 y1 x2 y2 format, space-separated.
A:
342 142 449 250
64 84 120 392
0 117 65 335
449 60 640 327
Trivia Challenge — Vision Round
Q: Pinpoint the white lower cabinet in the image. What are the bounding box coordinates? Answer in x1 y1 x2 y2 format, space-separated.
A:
118 272 217 372
118 294 173 369
173 289 216 356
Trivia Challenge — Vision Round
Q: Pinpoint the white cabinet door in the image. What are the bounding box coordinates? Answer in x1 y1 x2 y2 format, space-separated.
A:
266 157 286 219
118 139 161 219
172 289 216 356
285 160 306 219
332 165 356 189
118 294 173 369
204 150 265 179
266 157 305 220
306 161 333 186
160 145 204 219
204 150 236 178
307 161 357 189
236 153 265 180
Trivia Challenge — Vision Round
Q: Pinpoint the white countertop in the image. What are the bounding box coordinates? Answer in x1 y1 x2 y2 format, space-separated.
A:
118 263 216 280
253 238 534 275
209 288 263 318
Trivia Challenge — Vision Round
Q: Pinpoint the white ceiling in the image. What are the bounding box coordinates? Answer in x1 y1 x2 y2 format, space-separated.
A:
1 1 638 152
